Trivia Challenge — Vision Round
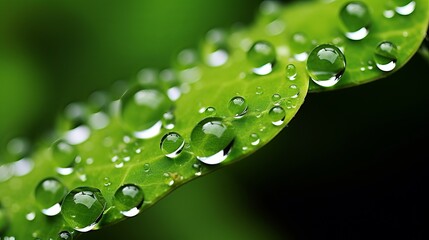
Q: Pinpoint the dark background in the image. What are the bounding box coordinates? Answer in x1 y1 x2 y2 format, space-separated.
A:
0 0 428 239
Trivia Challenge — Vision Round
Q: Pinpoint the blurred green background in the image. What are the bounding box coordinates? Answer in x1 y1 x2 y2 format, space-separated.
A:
1 0 428 239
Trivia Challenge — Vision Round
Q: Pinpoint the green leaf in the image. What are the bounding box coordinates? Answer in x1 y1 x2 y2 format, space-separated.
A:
257 0 428 92
0 5 309 240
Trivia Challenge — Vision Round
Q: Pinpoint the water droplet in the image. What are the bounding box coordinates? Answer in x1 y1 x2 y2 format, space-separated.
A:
383 9 395 18
192 162 203 176
103 177 111 187
204 29 229 67
51 140 77 168
143 163 151 173
250 133 260 146
260 1 281 18
272 94 282 104
58 231 73 239
160 132 185 158
269 106 286 126
199 106 216 115
247 41 276 75
162 111 175 130
7 137 30 159
35 178 68 216
88 112 110 130
120 87 171 139
394 0 416 15
307 44 346 87
286 85 300 99
228 96 248 118
266 19 285 36
113 184 144 217
177 49 199 69
25 211 36 221
137 68 158 87
191 117 235 165
256 86 264 95
339 2 371 40
291 32 311 61
285 64 297 80
374 41 398 72
61 187 106 232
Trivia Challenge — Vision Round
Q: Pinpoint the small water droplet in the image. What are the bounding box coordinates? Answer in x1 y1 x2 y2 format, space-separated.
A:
266 19 285 36
160 132 185 158
162 111 175 130
286 85 300 99
103 177 111 187
256 86 264 95
143 163 151 173
250 133 260 146
191 117 235 165
339 2 371 40
383 9 395 18
58 231 73 239
247 41 276 75
200 106 216 115
35 178 67 216
260 1 281 18
306 44 346 87
291 32 311 61
374 41 397 72
228 96 248 119
285 64 297 80
61 187 106 232
269 106 286 126
51 140 77 168
394 0 416 15
192 162 203 176
120 87 171 139
113 184 144 217
203 29 229 67
88 112 110 130
272 94 282 104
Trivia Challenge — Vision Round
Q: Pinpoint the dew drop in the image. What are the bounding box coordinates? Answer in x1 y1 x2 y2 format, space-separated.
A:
162 111 175 130
160 132 185 158
286 85 300 99
383 9 395 18
228 96 248 118
61 187 106 232
35 178 68 216
51 140 77 168
256 86 264 95
64 125 91 145
191 117 235 165
88 112 110 130
58 231 73 239
247 41 276 75
250 133 260 146
291 32 311 61
269 106 286 126
374 41 397 72
120 87 171 139
272 94 282 103
285 64 297 80
204 29 229 67
339 2 371 40
113 184 144 217
266 19 285 36
25 212 36 221
394 0 416 15
143 163 151 173
306 44 346 87
192 162 203 176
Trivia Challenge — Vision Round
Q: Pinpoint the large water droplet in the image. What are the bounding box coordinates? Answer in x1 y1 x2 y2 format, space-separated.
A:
61 187 106 232
228 96 248 118
291 32 311 61
35 178 68 216
51 140 77 168
306 44 346 87
191 117 235 165
269 106 286 126
247 41 276 75
160 132 185 158
339 2 371 40
58 231 73 239
374 41 397 72
394 0 416 15
120 87 171 139
113 184 144 217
